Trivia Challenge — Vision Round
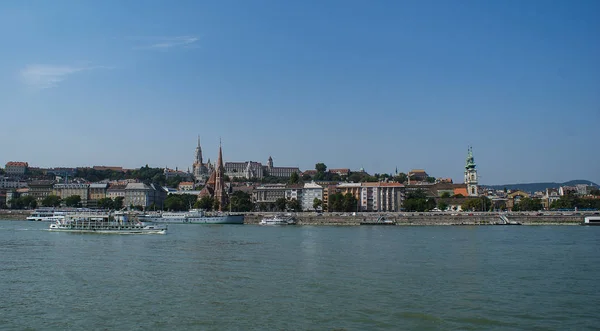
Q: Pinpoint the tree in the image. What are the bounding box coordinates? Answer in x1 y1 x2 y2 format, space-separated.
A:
403 190 435 212
453 193 465 198
212 199 220 211
590 189 600 196
114 197 125 210
287 198 302 212
328 193 344 212
313 198 322 211
342 193 358 212
97 197 114 209
461 197 492 212
393 172 407 183
229 191 253 212
64 195 82 207
289 172 299 184
440 192 451 199
21 196 37 209
426 176 436 183
437 201 449 211
195 196 214 211
513 198 543 211
275 198 287 212
315 163 327 173
42 195 62 207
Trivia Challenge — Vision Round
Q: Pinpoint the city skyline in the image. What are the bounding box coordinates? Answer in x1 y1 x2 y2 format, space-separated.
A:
1 1 598 185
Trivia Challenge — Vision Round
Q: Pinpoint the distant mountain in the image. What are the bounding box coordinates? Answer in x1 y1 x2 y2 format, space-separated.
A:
483 180 598 193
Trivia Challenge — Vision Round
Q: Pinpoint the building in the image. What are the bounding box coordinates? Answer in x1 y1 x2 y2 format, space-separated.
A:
264 156 300 178
359 182 404 212
253 184 287 204
192 136 213 181
53 183 90 206
329 169 350 177
107 183 127 200
285 184 303 202
464 146 478 196
88 183 108 207
506 190 530 211
337 183 362 202
0 177 28 190
178 182 195 191
213 143 228 211
224 161 264 180
408 169 428 183
302 182 323 211
28 180 56 203
164 167 193 181
543 188 560 209
5 162 28 177
124 183 166 209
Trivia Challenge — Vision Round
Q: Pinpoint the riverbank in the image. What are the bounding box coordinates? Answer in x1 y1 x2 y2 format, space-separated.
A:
244 213 585 226
1 210 586 225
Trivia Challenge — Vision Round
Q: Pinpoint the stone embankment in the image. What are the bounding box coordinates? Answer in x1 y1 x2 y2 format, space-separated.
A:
244 213 586 226
0 210 30 221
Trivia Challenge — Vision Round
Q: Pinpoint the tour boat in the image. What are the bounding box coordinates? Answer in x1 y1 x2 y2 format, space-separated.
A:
260 215 297 225
48 212 167 234
581 216 600 226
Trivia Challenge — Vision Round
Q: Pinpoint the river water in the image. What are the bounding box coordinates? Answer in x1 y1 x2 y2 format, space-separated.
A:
1 220 598 330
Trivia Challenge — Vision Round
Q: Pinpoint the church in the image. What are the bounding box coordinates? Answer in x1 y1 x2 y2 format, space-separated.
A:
192 136 214 182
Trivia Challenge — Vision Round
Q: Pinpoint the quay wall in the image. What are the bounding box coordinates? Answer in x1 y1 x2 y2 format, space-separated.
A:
243 213 585 226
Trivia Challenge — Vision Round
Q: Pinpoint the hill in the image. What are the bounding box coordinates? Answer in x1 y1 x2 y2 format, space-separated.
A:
483 180 598 193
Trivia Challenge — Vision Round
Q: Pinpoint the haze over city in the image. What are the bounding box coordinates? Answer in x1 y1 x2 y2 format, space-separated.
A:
1 0 598 185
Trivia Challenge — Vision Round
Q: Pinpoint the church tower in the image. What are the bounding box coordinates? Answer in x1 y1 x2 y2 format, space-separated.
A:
465 146 478 196
195 136 203 165
213 141 228 211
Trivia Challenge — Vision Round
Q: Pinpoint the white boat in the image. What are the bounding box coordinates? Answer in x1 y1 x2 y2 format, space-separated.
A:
48 212 167 234
260 215 297 225
142 209 244 224
582 216 600 226
27 208 67 222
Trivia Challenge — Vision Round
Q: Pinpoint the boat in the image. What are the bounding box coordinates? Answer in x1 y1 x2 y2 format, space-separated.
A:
141 209 244 224
259 215 297 225
360 216 396 226
48 212 167 234
581 216 600 226
27 208 67 222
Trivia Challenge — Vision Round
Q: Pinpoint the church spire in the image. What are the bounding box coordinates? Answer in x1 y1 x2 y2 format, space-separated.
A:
214 140 228 211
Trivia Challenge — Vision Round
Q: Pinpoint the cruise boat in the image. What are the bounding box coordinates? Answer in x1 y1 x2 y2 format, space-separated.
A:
360 216 396 226
260 215 297 225
27 208 67 222
581 216 600 226
141 209 244 224
49 212 167 234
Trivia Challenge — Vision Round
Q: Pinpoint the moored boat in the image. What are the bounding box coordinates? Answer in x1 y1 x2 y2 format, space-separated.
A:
48 212 167 234
142 209 244 224
260 215 297 225
581 216 600 226
360 216 396 226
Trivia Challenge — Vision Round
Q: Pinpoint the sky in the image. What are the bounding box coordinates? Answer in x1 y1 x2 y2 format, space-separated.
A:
0 0 598 185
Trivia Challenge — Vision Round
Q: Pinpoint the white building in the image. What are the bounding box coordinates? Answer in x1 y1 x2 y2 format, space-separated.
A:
464 146 478 196
302 182 323 211
5 162 28 177
0 177 28 190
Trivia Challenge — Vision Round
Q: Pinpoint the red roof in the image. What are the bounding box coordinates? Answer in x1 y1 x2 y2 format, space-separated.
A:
6 161 28 167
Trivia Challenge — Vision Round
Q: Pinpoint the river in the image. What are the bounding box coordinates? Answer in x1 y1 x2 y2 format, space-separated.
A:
1 220 598 330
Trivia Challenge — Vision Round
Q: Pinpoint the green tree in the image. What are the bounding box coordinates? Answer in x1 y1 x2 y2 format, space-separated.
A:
403 190 434 212
437 201 449 211
461 197 491 212
113 197 125 210
342 193 358 212
212 199 220 211
440 192 451 199
393 172 408 183
275 197 287 212
513 198 543 211
313 198 322 211
426 176 436 183
315 163 327 173
229 191 253 212
289 172 300 184
164 195 186 211
328 193 344 212
287 198 302 212
453 193 465 198
97 197 114 209
590 189 600 196
42 195 62 207
194 196 214 211
64 195 82 207
20 196 37 209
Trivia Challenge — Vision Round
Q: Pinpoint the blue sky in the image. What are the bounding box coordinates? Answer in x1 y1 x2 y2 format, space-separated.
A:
1 0 598 185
